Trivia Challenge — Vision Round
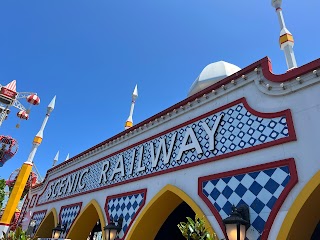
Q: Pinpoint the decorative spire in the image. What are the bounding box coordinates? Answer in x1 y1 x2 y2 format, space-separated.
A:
4 80 17 92
125 85 138 130
26 96 56 163
53 151 59 167
65 153 70 161
271 0 297 70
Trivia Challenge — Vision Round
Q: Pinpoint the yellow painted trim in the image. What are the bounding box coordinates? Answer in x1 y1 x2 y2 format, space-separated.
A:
126 184 217 240
0 163 33 224
277 170 320 240
67 199 106 240
33 136 42 144
34 208 58 238
279 33 294 45
125 121 133 127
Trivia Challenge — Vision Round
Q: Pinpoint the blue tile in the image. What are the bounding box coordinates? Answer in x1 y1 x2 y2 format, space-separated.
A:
222 201 233 215
247 128 255 136
264 178 280 194
235 183 247 197
280 166 290 174
209 188 221 201
266 196 277 209
133 201 138 209
263 168 276 177
234 174 245 181
249 171 259 179
222 177 231 184
222 185 233 199
238 140 246 148
214 202 221 212
248 137 257 146
251 198 265 214
252 215 266 234
281 175 290 187
249 181 263 195
203 189 209 197
281 127 289 136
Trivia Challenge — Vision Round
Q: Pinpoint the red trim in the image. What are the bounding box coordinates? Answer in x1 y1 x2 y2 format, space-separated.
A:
58 202 82 236
34 57 319 186
198 158 298 240
32 209 47 218
0 223 11 226
36 97 296 206
261 57 320 83
29 195 37 208
104 189 147 240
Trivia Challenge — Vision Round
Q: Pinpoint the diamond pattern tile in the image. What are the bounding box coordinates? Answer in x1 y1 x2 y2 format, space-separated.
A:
59 203 82 238
201 163 293 240
32 210 47 233
105 190 146 239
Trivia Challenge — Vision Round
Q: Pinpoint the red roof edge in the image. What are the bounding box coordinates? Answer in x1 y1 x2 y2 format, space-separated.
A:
46 56 320 175
262 57 320 83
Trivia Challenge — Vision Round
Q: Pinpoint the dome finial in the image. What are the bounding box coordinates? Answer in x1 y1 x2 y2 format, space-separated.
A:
188 61 241 96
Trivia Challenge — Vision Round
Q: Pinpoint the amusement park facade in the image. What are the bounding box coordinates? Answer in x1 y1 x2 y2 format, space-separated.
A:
14 56 320 240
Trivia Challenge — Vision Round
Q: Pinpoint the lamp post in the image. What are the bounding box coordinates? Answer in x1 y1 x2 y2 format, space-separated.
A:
26 219 36 236
51 222 66 239
223 205 250 240
103 217 123 240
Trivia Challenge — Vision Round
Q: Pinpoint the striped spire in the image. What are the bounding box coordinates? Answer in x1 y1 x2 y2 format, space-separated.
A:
5 80 17 92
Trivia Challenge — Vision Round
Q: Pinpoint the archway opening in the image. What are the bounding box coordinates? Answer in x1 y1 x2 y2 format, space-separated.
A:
35 210 56 238
287 183 320 239
67 201 105 240
278 170 320 240
127 185 216 240
155 202 195 240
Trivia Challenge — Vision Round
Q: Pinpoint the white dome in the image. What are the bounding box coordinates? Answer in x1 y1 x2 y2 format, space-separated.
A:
188 61 241 96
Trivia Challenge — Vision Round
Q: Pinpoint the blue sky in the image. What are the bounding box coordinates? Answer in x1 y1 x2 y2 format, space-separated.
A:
0 0 319 182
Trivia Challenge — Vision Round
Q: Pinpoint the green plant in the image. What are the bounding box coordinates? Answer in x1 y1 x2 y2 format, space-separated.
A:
1 227 36 240
0 179 5 209
177 214 218 240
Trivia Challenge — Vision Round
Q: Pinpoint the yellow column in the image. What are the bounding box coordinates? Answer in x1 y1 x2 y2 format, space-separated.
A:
0 162 33 226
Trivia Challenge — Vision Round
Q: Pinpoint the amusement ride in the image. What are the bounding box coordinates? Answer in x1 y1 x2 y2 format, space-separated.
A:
0 79 45 233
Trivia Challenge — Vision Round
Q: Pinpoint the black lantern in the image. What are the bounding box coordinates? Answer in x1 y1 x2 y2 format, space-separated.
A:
26 219 36 236
223 205 250 240
103 217 123 240
52 222 66 239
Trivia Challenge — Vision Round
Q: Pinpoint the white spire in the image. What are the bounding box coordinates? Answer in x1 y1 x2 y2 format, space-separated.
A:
271 0 297 70
25 96 56 164
125 85 138 130
65 153 70 161
53 151 59 167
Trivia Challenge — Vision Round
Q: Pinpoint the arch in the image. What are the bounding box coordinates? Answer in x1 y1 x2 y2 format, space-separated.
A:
67 199 106 240
277 170 320 239
34 208 57 238
126 184 217 240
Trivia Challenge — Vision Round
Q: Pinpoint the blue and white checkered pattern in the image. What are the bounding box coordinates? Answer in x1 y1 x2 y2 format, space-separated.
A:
202 166 291 240
38 102 291 204
106 192 145 238
32 210 47 233
59 203 82 238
